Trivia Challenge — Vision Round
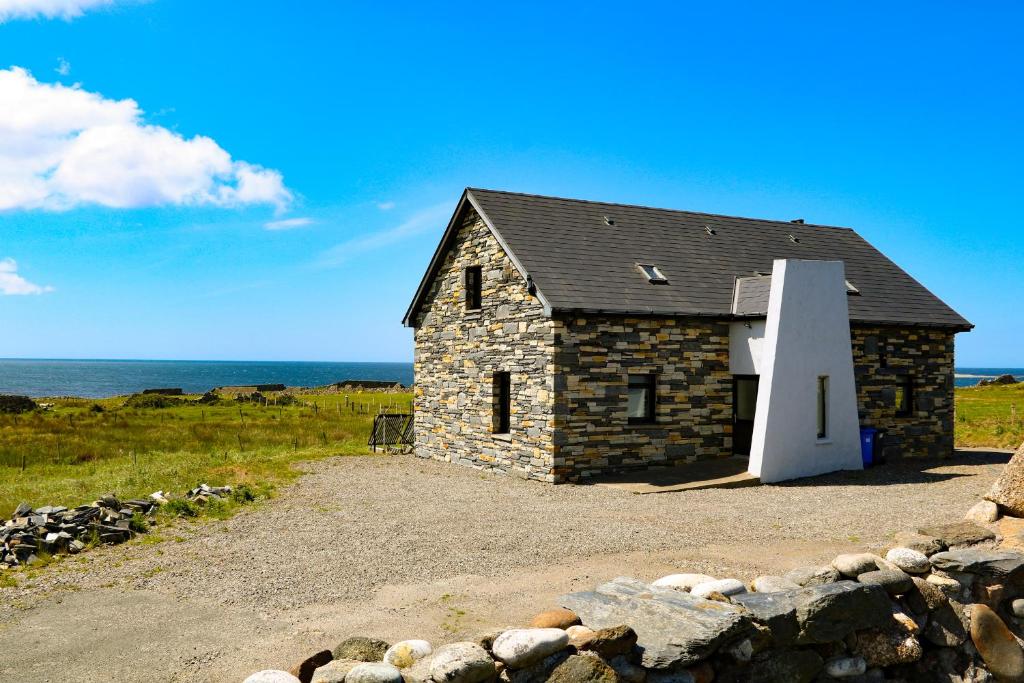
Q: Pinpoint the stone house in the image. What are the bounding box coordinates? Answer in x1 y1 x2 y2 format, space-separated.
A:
403 188 972 483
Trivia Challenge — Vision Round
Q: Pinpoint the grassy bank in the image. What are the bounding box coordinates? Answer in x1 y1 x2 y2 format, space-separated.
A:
955 383 1024 449
0 392 412 515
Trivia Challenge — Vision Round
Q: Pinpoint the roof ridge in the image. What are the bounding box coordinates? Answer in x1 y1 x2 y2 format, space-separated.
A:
466 187 854 232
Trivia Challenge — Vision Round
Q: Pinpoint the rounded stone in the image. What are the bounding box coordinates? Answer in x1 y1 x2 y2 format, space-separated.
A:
783 565 841 587
243 672 301 683
383 640 432 669
547 655 618 683
345 662 404 683
312 660 364 683
528 608 580 629
852 630 923 667
752 575 800 593
824 656 867 678
1012 598 1024 618
571 625 637 659
857 569 913 596
491 628 570 669
691 578 746 598
971 603 1024 682
565 625 595 642
925 573 962 596
651 573 716 591
334 636 391 662
832 553 879 577
885 547 931 574
966 500 1000 525
429 642 496 683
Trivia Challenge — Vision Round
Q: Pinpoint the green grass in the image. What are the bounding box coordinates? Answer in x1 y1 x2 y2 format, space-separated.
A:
0 391 413 516
955 383 1024 449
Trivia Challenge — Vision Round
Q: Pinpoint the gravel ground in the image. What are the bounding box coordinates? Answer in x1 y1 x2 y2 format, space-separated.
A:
0 450 1010 682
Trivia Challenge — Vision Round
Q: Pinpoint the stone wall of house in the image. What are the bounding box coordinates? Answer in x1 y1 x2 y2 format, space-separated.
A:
851 325 956 459
412 209 558 482
552 315 733 481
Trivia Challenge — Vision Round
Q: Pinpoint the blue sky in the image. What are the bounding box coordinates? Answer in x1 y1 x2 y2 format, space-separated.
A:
0 1 1020 365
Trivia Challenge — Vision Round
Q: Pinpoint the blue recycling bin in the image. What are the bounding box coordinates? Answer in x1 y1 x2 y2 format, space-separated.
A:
860 428 877 467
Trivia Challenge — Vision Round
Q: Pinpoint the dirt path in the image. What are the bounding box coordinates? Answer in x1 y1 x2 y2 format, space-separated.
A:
0 451 1009 682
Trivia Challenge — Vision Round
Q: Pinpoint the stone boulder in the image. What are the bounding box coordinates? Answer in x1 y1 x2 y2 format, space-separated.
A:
346 663 404 683
290 650 333 683
334 637 391 662
244 672 302 683
782 565 840 587
893 531 946 556
751 576 800 593
312 660 364 683
792 581 893 644
966 500 1000 525
429 642 496 683
971 603 1024 683
651 574 716 592
856 569 913 596
690 578 746 598
546 655 618 683
528 609 580 629
571 625 637 659
918 521 996 548
930 548 1024 580
986 442 1024 518
384 641 433 669
885 548 930 574
749 648 823 683
831 553 879 578
491 629 569 669
559 577 750 669
849 629 923 667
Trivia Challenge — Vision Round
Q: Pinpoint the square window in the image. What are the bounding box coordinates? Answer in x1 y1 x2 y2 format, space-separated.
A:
817 376 829 439
628 373 657 424
465 266 482 310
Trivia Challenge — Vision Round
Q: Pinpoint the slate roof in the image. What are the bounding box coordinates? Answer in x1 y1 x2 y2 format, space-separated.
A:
732 275 773 316
404 188 972 330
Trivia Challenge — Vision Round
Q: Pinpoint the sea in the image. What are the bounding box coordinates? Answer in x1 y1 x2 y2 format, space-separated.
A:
0 359 414 398
0 359 1019 398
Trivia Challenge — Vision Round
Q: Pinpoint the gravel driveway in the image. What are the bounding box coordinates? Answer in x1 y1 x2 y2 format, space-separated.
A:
0 450 1009 682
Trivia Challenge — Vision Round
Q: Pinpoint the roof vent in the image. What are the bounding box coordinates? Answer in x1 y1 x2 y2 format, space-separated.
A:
704 225 716 236
791 219 805 224
637 263 668 284
845 280 860 296
603 215 615 226
788 233 801 244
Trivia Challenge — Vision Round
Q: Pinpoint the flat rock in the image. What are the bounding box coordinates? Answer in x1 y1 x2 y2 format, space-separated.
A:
824 656 866 678
792 581 893 644
571 625 637 659
885 548 930 574
528 608 579 629
334 637 391 662
731 592 799 646
690 578 746 598
930 548 1024 579
985 441 1024 517
971 603 1024 683
1000 517 1024 553
650 573 715 592
966 500 1000 525
312 660 364 683
832 553 879 578
751 575 800 593
384 641 433 669
749 648 822 683
346 663 404 683
492 629 569 669
559 577 750 669
919 521 996 548
782 565 840 587
244 672 302 683
850 629 923 667
546 655 618 683
429 642 496 683
893 531 946 556
857 569 913 596
291 650 334 683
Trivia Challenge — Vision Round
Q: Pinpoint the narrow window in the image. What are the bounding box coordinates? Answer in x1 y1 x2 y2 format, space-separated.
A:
817 376 829 439
895 376 913 417
493 371 511 433
465 266 482 310
627 373 657 424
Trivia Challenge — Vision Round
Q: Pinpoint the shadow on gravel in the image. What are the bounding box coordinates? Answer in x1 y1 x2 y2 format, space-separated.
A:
771 449 1013 488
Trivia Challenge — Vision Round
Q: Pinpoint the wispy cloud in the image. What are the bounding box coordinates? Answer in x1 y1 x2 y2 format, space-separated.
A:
0 258 53 295
376 201 395 211
264 216 313 231
0 0 122 22
317 202 450 267
55 57 71 76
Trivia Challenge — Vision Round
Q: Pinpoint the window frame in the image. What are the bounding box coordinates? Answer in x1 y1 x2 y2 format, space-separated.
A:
816 375 829 440
895 375 914 417
627 372 658 425
493 371 511 434
465 265 482 311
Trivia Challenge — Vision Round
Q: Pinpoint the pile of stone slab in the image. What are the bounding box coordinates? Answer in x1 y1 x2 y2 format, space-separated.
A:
243 443 1024 683
0 494 155 569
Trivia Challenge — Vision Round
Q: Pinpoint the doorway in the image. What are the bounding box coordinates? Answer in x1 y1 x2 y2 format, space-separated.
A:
733 375 759 456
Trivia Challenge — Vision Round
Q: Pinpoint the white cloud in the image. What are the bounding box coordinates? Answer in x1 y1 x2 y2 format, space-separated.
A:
55 57 71 76
264 216 313 231
0 258 53 295
376 201 396 211
0 0 122 22
318 203 450 267
0 67 291 212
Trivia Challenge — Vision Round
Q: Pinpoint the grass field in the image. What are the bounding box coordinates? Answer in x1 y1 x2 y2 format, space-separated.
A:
955 382 1024 450
0 391 412 516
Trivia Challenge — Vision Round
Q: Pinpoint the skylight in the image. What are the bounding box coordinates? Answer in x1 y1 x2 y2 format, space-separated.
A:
845 280 861 295
637 264 668 284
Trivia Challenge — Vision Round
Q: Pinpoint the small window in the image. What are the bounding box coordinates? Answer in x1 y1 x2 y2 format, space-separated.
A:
493 371 511 434
817 376 829 439
895 376 913 417
465 266 482 310
637 264 668 284
627 373 657 424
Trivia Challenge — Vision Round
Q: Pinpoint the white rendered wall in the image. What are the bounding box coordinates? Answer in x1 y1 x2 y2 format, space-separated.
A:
729 320 766 375
747 259 862 483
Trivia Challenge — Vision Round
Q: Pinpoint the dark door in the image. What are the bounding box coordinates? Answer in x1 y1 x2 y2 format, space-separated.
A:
733 375 759 456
